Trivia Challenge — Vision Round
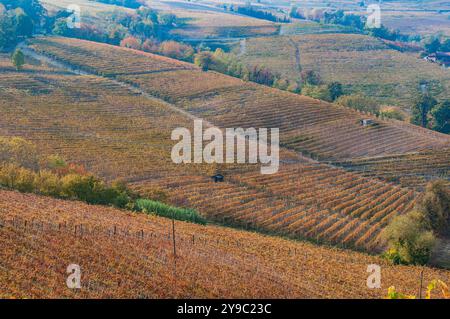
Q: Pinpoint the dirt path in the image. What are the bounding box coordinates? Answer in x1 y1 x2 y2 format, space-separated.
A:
287 37 302 75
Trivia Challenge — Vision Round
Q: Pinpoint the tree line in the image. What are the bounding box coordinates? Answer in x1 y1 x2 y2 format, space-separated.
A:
412 93 450 134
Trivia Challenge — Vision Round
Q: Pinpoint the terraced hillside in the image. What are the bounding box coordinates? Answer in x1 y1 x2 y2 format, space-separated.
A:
1 190 449 298
28 37 450 163
333 149 450 190
133 163 417 251
0 50 423 251
236 34 450 109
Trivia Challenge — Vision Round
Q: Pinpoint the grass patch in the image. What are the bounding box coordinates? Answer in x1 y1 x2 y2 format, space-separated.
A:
134 199 207 225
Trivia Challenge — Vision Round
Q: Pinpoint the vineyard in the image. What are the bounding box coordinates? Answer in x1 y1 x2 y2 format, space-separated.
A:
236 34 450 109
333 149 450 190
150 0 280 39
28 37 450 162
132 163 417 251
1 189 449 298
0 49 430 251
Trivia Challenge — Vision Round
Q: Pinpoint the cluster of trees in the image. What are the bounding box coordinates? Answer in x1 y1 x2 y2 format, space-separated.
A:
0 136 202 224
0 136 136 208
290 7 413 42
53 6 179 46
0 0 46 50
335 94 379 114
300 70 343 102
0 162 137 208
383 180 449 265
424 37 450 54
120 36 194 61
194 50 348 101
233 5 290 23
193 49 298 89
411 94 450 134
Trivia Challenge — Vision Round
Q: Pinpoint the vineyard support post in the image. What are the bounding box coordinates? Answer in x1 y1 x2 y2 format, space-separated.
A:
419 269 424 299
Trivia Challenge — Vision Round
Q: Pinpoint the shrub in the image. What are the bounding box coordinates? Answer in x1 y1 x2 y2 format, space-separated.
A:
12 49 25 71
0 163 21 189
15 167 35 193
120 36 141 50
327 82 343 101
0 136 39 170
194 51 214 71
159 41 194 61
134 199 206 225
302 85 333 102
382 210 436 265
35 170 62 197
379 107 405 120
335 94 380 114
141 39 159 53
301 70 322 86
416 180 450 236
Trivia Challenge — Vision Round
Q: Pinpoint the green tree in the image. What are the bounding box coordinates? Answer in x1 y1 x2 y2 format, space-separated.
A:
327 82 343 101
382 210 436 265
411 94 437 128
424 37 441 54
14 9 34 37
302 84 332 102
194 51 213 71
416 180 450 236
335 94 379 114
52 17 70 36
441 39 450 52
431 100 450 134
11 48 25 71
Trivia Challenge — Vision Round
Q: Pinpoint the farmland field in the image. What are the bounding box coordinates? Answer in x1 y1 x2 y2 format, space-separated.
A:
1 189 449 298
2 0 450 302
42 0 279 40
0 44 436 252
236 33 450 110
333 148 450 190
28 37 450 163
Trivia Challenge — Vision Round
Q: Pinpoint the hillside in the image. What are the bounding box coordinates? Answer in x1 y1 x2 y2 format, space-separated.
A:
1 189 449 298
0 45 427 251
41 0 279 41
27 37 450 163
236 33 450 110
333 149 450 191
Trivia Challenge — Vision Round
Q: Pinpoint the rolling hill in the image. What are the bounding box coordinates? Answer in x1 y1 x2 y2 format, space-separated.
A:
236 33 450 110
28 37 450 163
1 189 449 298
0 40 437 251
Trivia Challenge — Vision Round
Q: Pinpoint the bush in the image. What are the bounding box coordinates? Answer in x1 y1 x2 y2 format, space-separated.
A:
0 163 21 189
335 94 380 114
134 199 206 225
379 107 405 120
120 36 141 50
35 170 62 197
0 136 39 170
15 167 35 193
159 41 194 61
194 51 214 71
416 180 450 236
302 85 333 102
382 210 436 265
301 70 322 86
